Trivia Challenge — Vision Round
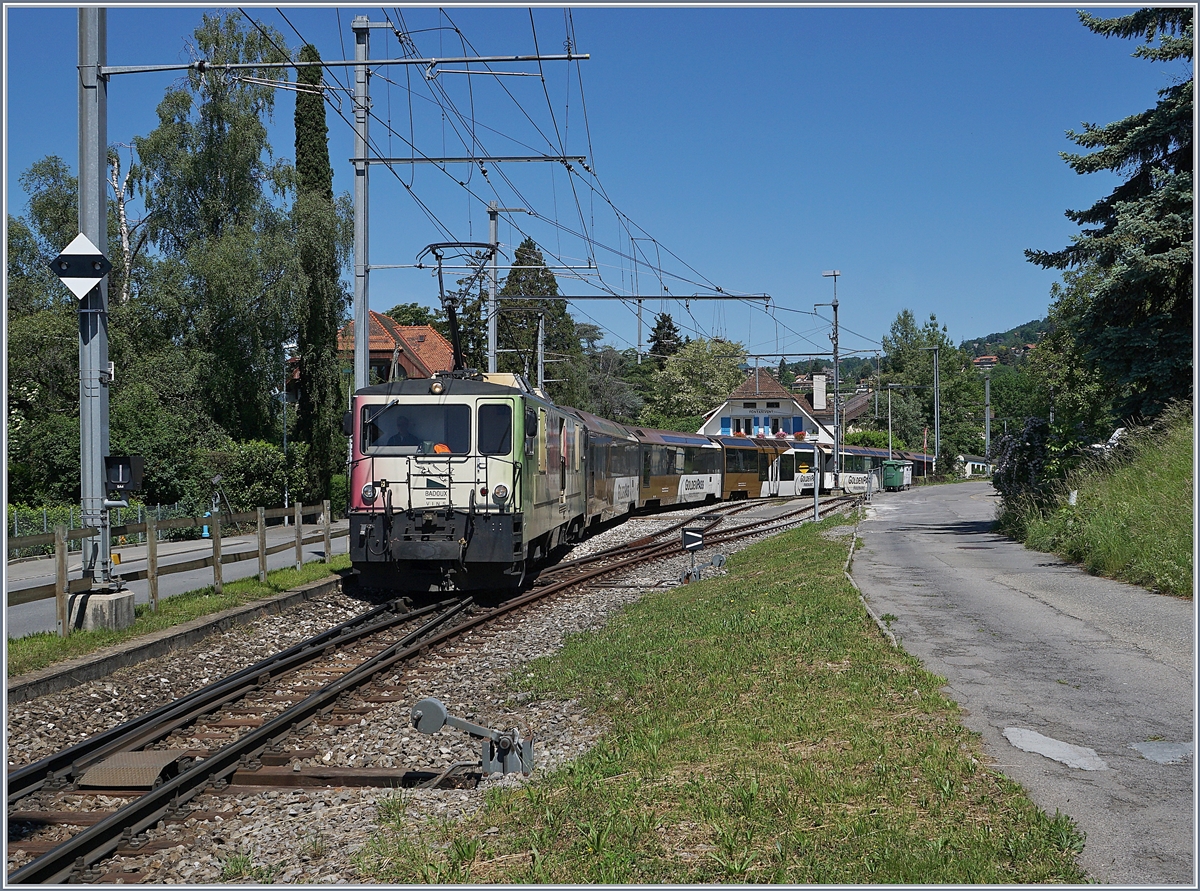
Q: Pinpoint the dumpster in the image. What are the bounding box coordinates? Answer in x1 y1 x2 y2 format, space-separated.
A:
882 459 913 492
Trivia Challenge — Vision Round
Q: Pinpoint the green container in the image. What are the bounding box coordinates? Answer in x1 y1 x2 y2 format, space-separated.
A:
882 460 912 492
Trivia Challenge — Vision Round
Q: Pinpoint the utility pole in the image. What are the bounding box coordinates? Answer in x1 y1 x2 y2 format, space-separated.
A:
874 351 880 419
984 371 991 459
486 203 528 374
78 7 112 587
352 15 371 391
636 299 643 365
932 346 940 474
819 271 840 482
536 313 545 390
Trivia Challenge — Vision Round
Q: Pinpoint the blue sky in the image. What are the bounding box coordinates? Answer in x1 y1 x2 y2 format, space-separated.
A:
4 4 1177 362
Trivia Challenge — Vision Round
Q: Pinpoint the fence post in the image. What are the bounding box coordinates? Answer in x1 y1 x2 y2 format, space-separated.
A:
294 501 303 570
257 507 267 582
322 499 332 563
55 525 68 637
212 511 223 595
146 513 159 612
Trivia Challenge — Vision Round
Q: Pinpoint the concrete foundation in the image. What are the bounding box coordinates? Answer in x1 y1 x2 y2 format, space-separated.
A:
69 589 136 633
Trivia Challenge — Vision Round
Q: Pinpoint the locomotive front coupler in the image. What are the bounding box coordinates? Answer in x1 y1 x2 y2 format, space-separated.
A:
411 697 534 777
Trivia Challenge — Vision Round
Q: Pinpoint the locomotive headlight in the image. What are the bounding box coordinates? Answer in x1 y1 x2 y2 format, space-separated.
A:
361 482 378 504
430 380 445 395
492 484 509 501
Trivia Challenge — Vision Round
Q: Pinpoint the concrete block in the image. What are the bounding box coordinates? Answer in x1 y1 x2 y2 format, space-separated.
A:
69 589 136 633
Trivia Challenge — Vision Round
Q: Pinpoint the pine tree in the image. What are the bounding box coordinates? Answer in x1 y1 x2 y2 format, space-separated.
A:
1026 8 1193 418
497 238 583 404
646 312 682 368
293 43 347 501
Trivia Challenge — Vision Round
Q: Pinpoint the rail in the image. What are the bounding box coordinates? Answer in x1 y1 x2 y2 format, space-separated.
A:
7 501 348 637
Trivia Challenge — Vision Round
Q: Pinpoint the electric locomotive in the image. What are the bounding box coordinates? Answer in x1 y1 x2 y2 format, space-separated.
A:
346 371 586 593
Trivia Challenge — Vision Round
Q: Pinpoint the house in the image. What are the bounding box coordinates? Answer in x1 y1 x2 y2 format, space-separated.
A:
956 454 993 477
337 310 455 383
697 368 833 445
800 387 877 436
972 355 999 370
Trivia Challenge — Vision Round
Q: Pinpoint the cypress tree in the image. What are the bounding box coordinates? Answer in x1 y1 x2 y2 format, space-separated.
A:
293 43 346 501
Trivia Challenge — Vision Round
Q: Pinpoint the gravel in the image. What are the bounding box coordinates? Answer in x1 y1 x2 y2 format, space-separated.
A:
7 498 855 882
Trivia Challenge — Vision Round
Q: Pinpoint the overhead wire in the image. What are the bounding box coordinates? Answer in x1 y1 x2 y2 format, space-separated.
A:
264 7 759 347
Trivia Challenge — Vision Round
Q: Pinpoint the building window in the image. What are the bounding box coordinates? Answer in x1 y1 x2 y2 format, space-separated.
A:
767 402 780 408
742 402 757 409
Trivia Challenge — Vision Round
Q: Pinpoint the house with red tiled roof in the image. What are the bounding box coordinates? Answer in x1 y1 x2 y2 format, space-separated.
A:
696 367 833 445
337 310 455 383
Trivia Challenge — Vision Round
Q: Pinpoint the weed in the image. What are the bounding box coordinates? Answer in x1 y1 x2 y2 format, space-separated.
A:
219 853 253 881
1047 810 1086 855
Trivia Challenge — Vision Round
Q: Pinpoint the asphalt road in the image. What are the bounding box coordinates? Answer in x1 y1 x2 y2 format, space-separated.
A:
5 521 350 641
852 481 1194 886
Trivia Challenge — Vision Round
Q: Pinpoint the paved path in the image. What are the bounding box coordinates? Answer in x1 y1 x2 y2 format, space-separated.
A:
852 481 1193 885
6 521 349 641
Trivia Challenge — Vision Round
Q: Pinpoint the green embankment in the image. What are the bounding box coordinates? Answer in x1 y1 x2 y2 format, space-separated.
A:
355 517 1087 884
1010 405 1192 597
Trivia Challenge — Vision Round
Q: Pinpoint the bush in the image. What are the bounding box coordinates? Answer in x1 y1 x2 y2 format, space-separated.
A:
997 403 1193 596
330 473 348 518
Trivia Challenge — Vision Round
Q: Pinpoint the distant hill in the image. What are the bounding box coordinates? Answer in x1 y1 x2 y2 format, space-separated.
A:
960 318 1048 359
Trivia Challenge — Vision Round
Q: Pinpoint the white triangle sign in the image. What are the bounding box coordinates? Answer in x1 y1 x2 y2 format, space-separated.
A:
49 233 112 299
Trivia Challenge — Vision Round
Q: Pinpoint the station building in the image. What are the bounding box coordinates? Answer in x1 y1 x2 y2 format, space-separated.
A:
696 368 834 445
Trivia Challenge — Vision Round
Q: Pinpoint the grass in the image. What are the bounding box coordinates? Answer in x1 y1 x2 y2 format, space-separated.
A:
999 403 1192 597
354 516 1088 884
6 555 352 678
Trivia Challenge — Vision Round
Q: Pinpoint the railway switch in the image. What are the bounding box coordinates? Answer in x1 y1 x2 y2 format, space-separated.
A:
411 696 533 776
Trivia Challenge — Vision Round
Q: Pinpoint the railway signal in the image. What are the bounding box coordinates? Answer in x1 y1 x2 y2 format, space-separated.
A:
48 233 111 299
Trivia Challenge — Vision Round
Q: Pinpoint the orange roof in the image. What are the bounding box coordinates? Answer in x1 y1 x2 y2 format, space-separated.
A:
728 368 795 401
394 324 455 375
338 310 455 375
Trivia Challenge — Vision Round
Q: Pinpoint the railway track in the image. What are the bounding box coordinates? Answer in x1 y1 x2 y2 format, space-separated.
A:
7 493 859 884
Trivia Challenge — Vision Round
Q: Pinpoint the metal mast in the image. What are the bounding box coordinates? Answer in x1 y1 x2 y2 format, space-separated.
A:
352 16 371 391
78 7 112 586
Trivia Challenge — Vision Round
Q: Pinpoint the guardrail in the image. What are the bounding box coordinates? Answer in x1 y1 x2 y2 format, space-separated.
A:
7 501 349 637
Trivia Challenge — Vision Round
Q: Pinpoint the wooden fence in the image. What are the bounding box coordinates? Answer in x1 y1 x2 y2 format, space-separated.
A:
7 501 349 637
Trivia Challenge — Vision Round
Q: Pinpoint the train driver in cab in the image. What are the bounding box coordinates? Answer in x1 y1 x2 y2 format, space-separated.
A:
386 414 420 447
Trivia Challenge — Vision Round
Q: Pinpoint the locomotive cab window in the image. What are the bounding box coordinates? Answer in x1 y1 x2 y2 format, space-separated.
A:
362 403 470 455
477 403 513 456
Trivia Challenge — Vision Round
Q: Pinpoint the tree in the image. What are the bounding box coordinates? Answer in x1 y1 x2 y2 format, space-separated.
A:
845 430 906 451
497 238 584 405
133 11 296 443
1026 8 1193 419
293 43 349 502
384 301 446 329
646 312 682 368
877 310 985 463
641 338 747 430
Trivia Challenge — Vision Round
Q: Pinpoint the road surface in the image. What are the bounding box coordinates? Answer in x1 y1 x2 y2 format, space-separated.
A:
852 481 1193 885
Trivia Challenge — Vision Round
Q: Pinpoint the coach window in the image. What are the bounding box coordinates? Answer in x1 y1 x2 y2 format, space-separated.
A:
478 404 513 456
538 409 547 472
780 453 795 481
758 451 770 482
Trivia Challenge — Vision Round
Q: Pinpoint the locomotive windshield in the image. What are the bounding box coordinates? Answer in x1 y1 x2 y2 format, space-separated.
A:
362 403 471 455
